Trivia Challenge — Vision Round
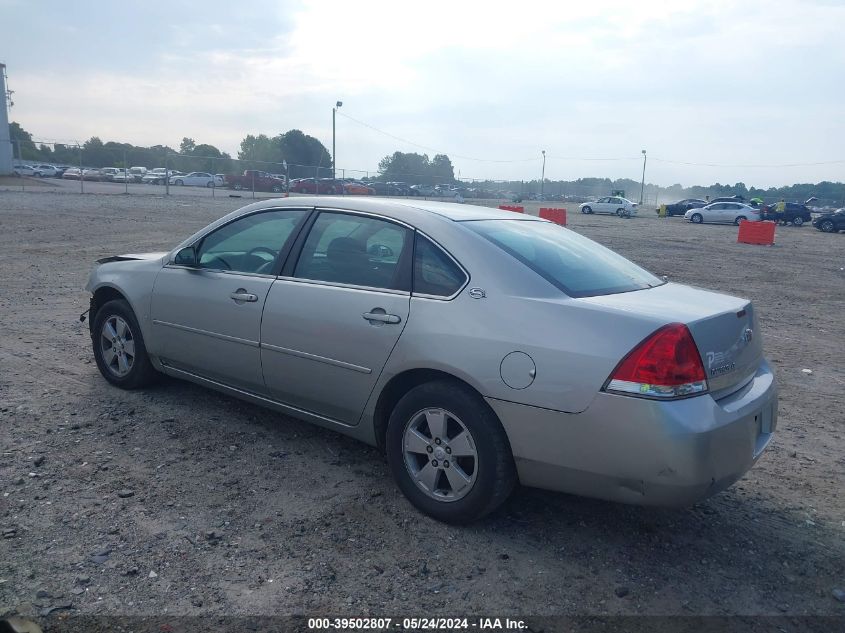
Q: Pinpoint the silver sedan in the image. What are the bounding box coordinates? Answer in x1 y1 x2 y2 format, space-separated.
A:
685 202 762 225
85 197 777 523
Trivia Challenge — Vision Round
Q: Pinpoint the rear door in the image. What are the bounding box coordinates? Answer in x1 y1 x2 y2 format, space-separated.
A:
723 203 739 222
260 209 412 425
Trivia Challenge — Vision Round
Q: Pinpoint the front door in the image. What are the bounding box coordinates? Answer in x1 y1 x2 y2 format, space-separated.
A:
149 208 309 392
594 197 611 213
261 210 413 424
715 203 735 223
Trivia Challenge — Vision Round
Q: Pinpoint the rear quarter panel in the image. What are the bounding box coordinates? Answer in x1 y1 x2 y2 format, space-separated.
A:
380 290 665 414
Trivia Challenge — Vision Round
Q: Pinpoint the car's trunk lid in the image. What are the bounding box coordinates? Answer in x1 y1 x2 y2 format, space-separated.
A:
578 282 763 399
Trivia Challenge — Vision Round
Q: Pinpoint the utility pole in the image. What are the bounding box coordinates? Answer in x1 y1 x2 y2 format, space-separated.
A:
639 149 647 204
540 150 546 199
332 100 342 181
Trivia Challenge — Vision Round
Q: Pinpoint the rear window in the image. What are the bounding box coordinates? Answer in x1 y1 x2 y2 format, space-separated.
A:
467 220 665 298
414 234 467 297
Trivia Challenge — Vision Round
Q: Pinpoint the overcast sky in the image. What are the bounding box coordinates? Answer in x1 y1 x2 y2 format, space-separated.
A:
2 0 844 187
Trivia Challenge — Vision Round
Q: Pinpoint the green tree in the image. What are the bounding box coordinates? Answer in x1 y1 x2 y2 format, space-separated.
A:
237 134 280 164
81 137 116 167
179 137 196 154
9 122 42 160
378 151 430 182
276 129 332 177
431 154 455 184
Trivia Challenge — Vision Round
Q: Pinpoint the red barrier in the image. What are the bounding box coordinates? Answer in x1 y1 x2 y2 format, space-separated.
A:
737 220 776 245
498 204 524 213
539 207 567 226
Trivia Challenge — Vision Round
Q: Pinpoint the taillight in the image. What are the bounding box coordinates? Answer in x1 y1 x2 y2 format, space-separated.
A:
604 323 708 399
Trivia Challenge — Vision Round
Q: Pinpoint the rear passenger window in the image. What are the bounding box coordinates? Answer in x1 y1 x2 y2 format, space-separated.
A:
294 211 411 290
413 235 467 297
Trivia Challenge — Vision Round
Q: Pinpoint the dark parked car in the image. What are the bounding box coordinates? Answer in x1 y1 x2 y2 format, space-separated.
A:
410 184 437 196
387 182 418 196
761 202 812 226
658 199 707 216
812 208 845 233
369 182 410 196
708 195 746 204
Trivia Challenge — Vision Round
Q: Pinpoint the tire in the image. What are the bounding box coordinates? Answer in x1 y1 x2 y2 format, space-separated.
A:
92 299 158 389
206 181 214 188
386 380 516 524
691 213 703 224
581 206 592 214
233 183 244 191
175 180 184 186
792 216 804 226
272 184 282 193
734 216 746 225
819 220 835 233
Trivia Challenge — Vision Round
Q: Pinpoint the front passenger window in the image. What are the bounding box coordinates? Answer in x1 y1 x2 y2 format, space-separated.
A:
195 209 307 274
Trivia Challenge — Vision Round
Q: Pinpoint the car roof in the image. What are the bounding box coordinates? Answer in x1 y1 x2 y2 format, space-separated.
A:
231 196 545 223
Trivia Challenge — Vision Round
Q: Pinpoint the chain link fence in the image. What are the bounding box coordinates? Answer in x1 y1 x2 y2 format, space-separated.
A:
7 138 837 208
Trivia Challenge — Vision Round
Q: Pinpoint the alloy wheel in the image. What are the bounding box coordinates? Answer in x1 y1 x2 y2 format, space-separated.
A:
402 408 478 502
99 315 136 378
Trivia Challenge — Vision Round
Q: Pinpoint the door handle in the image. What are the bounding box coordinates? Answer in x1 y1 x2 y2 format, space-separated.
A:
363 311 401 324
230 290 258 303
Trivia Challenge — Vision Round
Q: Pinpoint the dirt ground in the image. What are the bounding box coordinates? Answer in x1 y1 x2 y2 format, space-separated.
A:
0 190 843 622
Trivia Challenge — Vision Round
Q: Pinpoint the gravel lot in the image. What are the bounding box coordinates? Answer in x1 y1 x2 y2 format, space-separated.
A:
1 190 843 622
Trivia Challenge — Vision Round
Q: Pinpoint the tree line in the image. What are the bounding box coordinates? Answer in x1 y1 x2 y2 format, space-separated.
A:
8 121 843 203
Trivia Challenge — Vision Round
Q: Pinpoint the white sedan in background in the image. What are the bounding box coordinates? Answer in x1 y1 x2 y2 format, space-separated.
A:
169 172 223 188
35 164 60 177
579 196 638 216
13 164 42 177
685 202 761 225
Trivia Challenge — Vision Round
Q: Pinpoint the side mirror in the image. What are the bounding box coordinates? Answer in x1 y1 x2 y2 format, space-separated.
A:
174 246 198 267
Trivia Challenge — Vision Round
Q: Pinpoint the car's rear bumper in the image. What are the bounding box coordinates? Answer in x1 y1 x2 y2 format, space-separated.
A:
488 359 777 506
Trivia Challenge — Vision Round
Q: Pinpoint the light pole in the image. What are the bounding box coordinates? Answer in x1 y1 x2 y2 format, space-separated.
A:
540 150 546 199
639 149 647 204
332 100 342 181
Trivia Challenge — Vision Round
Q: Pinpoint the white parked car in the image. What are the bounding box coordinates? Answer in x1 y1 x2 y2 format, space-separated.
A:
110 169 133 183
35 164 59 177
579 196 638 216
100 167 123 181
142 169 179 185
685 202 761 225
169 172 223 188
13 164 42 177
129 166 148 183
